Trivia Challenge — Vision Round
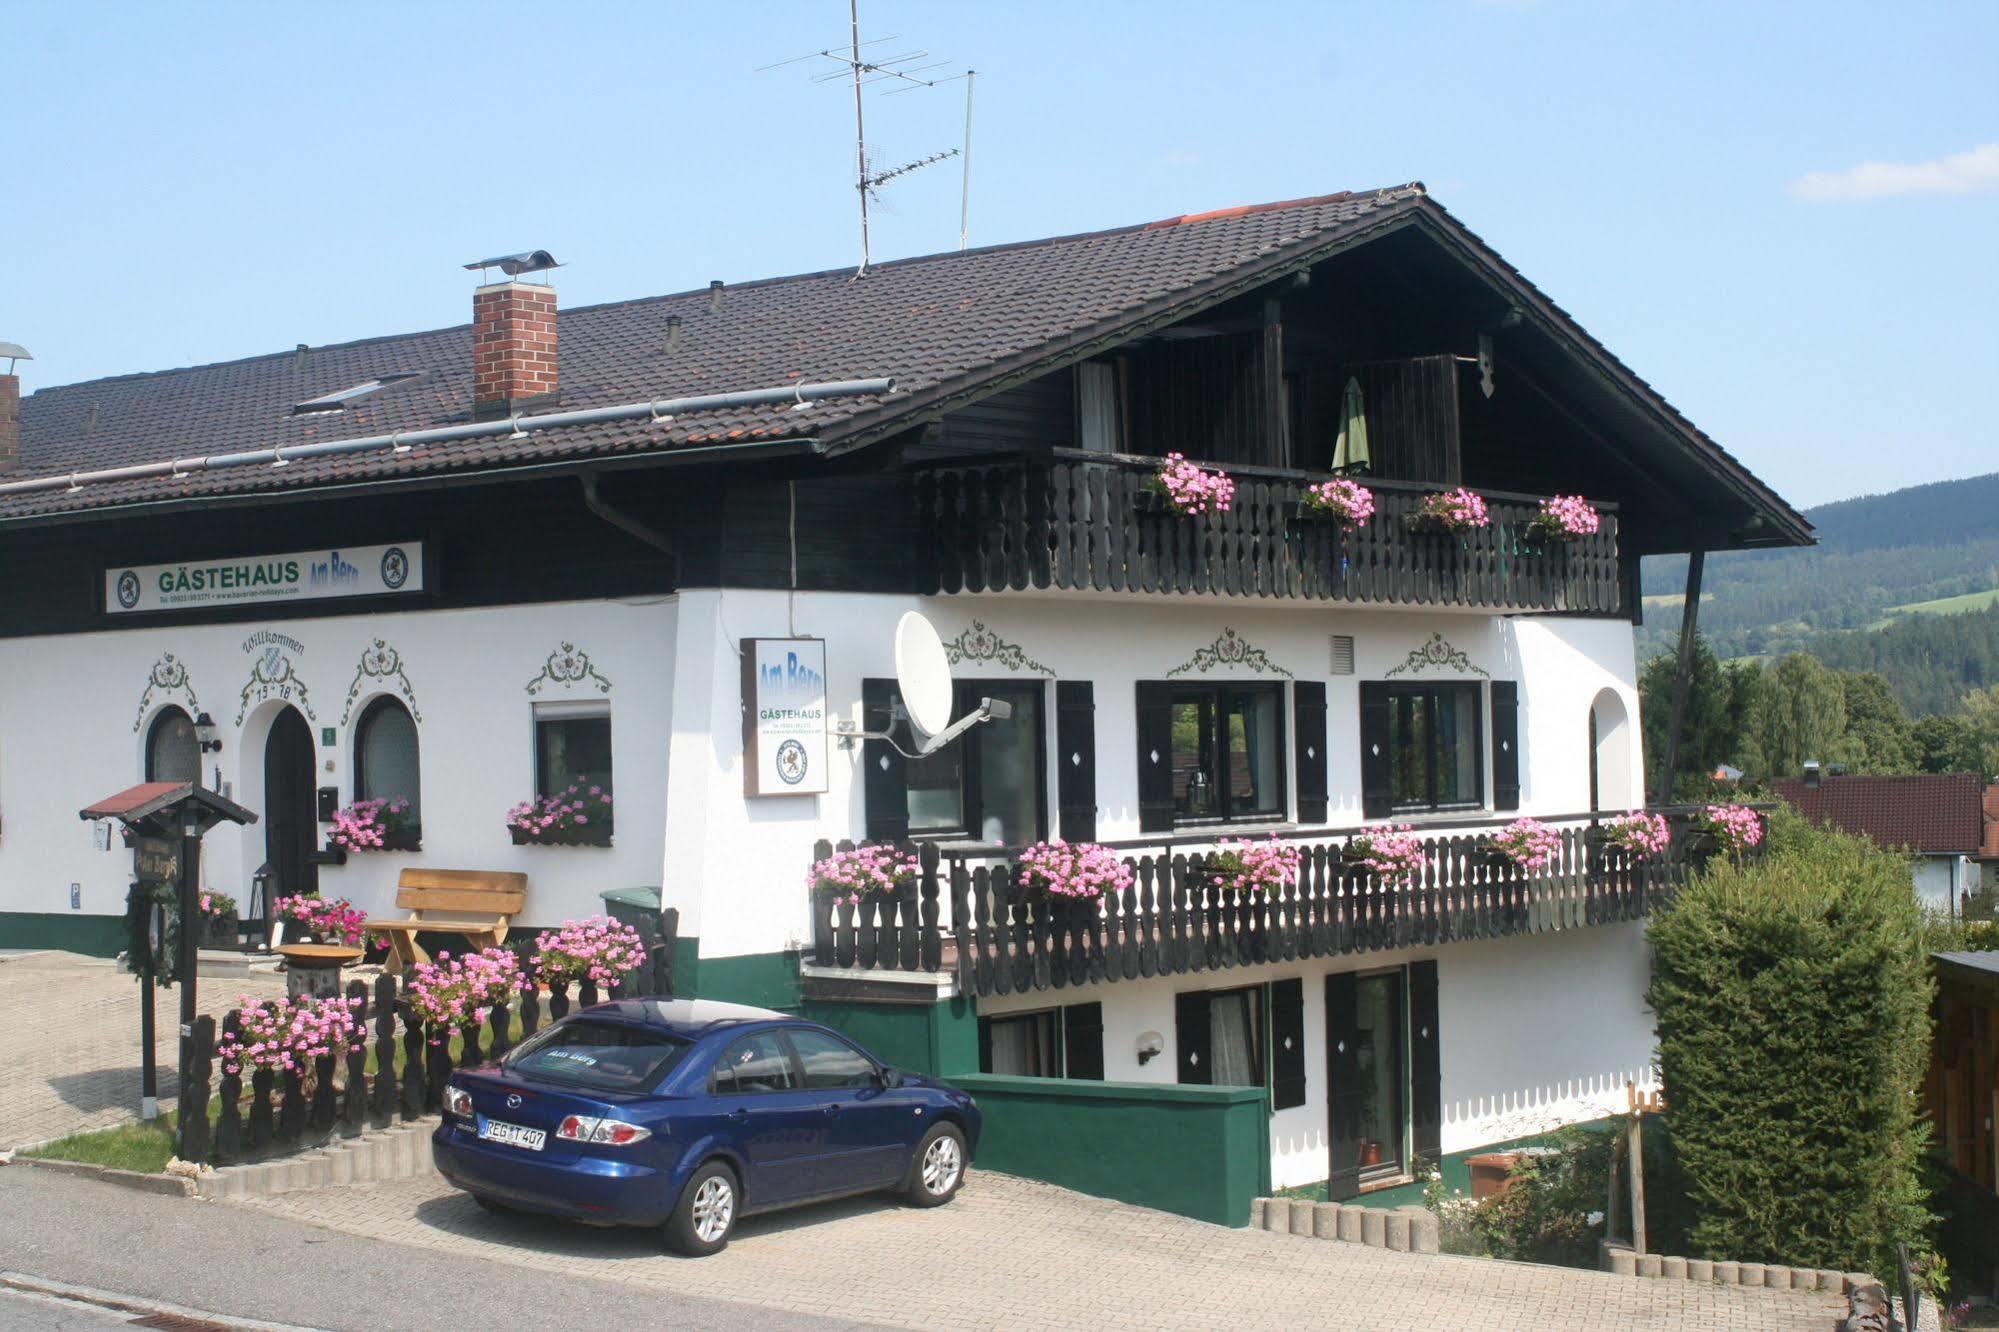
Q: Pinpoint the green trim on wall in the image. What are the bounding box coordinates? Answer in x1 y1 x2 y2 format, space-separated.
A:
676 940 802 1011
0 912 126 957
801 997 979 1076
949 1073 1271 1227
1277 1116 1625 1209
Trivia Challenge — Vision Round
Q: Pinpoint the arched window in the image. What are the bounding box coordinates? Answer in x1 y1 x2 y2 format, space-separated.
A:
354 697 421 824
146 707 201 786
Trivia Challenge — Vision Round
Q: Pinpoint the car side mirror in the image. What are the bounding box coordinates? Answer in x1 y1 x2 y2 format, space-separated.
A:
878 1067 903 1089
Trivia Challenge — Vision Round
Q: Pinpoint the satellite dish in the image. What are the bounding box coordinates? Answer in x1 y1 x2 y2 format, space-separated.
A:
894 612 954 738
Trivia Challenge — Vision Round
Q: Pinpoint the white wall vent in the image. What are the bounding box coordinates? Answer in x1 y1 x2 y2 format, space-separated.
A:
1330 635 1355 675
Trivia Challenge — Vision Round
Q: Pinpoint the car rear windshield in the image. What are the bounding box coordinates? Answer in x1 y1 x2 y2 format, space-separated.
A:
502 1020 692 1092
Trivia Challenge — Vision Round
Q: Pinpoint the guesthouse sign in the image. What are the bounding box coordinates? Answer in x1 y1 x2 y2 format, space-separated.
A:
741 638 829 797
105 542 426 615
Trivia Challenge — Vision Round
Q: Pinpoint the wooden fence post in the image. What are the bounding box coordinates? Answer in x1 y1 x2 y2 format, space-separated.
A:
180 1015 214 1165
214 1010 244 1164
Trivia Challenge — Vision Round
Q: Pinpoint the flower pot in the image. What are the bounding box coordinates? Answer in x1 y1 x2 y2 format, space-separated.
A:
201 912 240 949
1358 1140 1383 1167
1402 512 1459 536
510 824 613 847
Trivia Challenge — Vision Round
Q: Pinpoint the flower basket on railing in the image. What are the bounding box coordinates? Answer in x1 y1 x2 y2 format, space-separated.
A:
1203 835 1301 894
1297 477 1375 531
506 785 613 847
1402 488 1491 535
1598 812 1670 860
1689 804 1763 861
808 842 918 906
1339 826 1426 884
1522 495 1600 546
532 916 648 993
1016 839 1133 903
1142 453 1235 519
1484 818 1563 874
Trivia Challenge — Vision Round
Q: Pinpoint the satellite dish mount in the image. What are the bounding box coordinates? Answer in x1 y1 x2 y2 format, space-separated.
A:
833 611 1012 756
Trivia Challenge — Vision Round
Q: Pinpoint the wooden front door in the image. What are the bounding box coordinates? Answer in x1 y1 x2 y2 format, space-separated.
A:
263 707 318 903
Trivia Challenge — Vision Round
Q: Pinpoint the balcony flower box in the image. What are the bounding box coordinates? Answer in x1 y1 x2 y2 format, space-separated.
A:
1403 488 1491 536
1142 453 1235 519
1296 478 1375 531
509 824 612 848
198 891 240 949
507 785 614 847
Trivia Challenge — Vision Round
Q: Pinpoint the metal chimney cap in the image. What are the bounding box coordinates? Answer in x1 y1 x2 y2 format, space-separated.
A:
463 251 561 278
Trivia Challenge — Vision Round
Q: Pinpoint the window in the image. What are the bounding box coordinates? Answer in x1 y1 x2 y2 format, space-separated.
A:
1076 360 1122 453
1176 984 1265 1087
709 1031 797 1094
501 1019 691 1092
1386 683 1482 813
890 680 1046 845
1169 684 1285 824
145 707 201 786
354 697 421 825
977 1002 1104 1080
535 701 612 804
1354 971 1407 1181
785 1028 878 1090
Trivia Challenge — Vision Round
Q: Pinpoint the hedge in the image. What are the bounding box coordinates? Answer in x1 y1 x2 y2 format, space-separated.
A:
1647 806 1934 1277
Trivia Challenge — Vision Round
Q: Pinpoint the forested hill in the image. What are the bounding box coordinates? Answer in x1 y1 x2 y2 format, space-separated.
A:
1639 471 1999 713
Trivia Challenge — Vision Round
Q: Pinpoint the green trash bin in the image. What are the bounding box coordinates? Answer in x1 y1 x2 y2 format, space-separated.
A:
598 886 677 996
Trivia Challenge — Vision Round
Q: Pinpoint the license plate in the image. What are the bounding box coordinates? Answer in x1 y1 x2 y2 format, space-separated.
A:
478 1119 546 1151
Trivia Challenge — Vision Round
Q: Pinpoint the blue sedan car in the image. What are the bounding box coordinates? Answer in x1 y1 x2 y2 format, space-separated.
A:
432 999 981 1255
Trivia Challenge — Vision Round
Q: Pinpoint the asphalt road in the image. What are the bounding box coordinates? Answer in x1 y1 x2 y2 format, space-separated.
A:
0 1165 866 1331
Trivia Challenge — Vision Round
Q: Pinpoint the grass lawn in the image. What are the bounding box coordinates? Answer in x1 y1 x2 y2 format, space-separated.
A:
1868 585 1999 629
24 1115 180 1174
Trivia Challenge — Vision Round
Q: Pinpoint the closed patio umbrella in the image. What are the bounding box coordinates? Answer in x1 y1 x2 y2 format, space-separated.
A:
1331 376 1370 474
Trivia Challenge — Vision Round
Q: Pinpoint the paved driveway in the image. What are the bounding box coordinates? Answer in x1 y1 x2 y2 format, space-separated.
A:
232 1169 1845 1331
0 951 284 1150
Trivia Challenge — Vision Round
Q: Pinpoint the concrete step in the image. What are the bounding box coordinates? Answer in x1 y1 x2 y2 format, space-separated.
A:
193 1116 439 1201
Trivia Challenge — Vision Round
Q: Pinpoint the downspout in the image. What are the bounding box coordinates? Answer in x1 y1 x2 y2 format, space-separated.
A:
1655 549 1706 802
579 472 677 576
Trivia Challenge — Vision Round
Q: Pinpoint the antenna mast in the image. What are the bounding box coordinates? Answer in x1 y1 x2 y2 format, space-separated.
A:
759 4 977 277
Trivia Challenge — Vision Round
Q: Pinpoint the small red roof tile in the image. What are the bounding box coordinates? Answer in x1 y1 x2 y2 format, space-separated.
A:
1771 773 1986 855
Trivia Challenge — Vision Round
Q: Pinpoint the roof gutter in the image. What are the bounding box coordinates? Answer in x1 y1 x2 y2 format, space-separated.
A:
0 377 895 500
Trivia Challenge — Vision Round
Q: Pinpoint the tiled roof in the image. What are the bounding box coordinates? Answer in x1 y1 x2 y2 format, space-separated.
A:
3 184 1807 539
1771 773 1987 855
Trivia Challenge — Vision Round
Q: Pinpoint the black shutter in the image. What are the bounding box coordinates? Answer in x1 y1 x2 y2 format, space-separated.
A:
1137 681 1176 833
1174 989 1211 1085
1270 978 1306 1110
1061 1001 1104 1081
1491 681 1520 812
1293 682 1328 824
1325 970 1362 1201
1056 682 1098 842
1359 683 1393 820
1409 960 1442 1167
862 678 909 840
976 1016 994 1074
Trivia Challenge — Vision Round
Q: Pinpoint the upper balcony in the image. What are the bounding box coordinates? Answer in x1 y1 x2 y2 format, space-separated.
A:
912 451 1624 615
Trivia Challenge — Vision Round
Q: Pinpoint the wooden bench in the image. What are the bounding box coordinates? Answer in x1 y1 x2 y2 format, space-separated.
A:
362 869 527 975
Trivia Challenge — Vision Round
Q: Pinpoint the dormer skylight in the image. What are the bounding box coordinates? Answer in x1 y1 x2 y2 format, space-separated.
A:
291 373 422 415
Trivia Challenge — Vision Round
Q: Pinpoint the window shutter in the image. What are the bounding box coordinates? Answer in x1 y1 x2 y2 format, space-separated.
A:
1359 683 1393 820
1136 681 1176 833
976 1016 994 1074
1270 978 1306 1110
1293 682 1328 824
1174 989 1212 1085
1409 960 1442 1167
1325 970 1362 1201
1056 681 1097 842
1061 1001 1105 1081
862 678 909 841
1491 681 1520 812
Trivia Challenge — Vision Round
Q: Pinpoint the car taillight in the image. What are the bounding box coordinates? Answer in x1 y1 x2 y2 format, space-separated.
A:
556 1114 651 1146
443 1085 472 1119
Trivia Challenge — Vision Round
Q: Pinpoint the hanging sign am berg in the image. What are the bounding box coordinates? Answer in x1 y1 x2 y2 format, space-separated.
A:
105 542 426 614
742 638 830 797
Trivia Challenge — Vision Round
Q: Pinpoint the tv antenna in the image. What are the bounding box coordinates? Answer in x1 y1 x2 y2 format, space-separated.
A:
758 1 976 277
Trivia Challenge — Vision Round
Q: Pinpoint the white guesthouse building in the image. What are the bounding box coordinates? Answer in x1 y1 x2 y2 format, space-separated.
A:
0 186 1810 1206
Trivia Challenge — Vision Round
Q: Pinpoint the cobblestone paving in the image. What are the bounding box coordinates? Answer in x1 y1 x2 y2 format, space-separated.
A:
1 951 285 1149
232 1170 1845 1331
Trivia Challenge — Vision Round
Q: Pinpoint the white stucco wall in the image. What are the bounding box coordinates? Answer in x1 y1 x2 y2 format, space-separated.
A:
977 919 1659 1189
1912 854 1971 915
0 598 675 930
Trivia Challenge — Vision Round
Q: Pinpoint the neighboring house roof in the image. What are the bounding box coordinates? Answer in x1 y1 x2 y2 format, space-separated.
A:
1933 951 1999 1001
4 185 1811 543
1771 773 1986 855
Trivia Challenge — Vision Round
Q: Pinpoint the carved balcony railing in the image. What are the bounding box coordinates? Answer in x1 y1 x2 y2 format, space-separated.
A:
808 808 1750 998
913 451 1624 614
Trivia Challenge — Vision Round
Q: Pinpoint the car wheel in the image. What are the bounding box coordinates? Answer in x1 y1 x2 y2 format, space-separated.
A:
903 1122 966 1207
666 1161 739 1256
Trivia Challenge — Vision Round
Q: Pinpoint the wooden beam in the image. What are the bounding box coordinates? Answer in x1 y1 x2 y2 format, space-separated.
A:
1656 550 1705 801
1261 298 1290 468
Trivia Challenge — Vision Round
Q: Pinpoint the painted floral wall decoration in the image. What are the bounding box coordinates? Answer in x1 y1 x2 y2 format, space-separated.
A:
132 653 200 733
942 621 1053 676
1384 632 1489 678
1166 628 1294 679
235 633 316 724
339 638 423 725
526 642 612 696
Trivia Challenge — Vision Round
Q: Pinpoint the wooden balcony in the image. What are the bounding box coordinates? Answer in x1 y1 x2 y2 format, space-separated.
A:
808 809 1732 999
913 451 1625 614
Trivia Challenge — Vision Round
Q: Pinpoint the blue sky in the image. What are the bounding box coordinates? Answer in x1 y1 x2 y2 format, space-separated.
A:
6 1 1994 508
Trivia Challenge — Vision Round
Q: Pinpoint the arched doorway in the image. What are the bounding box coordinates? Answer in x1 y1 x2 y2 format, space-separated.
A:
263 707 318 907
1588 689 1636 812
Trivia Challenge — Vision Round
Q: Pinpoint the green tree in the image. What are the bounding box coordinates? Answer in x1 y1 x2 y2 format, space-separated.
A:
1743 653 1848 780
1639 635 1757 797
1832 671 1914 773
1912 712 1982 774
1647 808 1935 1275
1958 684 1999 778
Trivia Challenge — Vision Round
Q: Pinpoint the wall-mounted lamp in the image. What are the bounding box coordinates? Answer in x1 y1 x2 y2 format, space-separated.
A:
1135 1030 1165 1067
194 713 223 754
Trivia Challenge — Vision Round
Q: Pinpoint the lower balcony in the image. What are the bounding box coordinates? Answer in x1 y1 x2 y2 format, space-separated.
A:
806 809 1728 999
912 451 1626 614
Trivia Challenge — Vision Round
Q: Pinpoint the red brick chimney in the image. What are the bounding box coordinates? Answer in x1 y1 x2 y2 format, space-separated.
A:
471 282 558 419
0 370 19 473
